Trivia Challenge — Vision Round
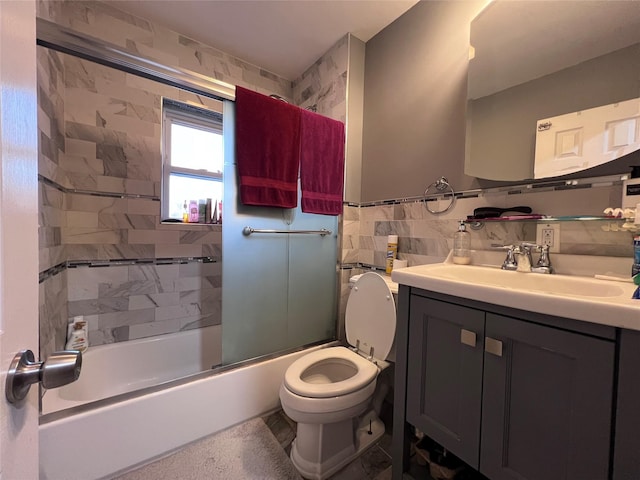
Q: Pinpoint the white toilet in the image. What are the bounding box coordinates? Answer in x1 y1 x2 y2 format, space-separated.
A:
279 272 397 480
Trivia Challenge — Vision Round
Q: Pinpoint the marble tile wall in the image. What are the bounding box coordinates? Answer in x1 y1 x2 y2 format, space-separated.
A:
38 45 68 359
37 1 293 99
39 269 68 362
38 47 224 354
293 34 348 123
67 260 221 345
347 182 633 273
37 0 299 356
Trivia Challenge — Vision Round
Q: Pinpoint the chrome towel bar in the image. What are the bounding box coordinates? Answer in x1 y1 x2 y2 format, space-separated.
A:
242 226 332 236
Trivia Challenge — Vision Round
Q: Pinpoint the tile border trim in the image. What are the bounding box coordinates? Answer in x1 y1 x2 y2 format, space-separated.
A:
39 175 160 201
345 173 626 208
39 256 219 283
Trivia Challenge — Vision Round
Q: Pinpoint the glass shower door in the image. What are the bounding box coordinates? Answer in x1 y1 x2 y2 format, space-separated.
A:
221 101 337 365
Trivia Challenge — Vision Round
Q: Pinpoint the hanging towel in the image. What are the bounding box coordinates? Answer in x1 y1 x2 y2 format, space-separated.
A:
235 86 301 208
299 109 346 215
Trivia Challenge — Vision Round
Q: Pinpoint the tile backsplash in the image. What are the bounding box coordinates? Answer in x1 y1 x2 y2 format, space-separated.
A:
344 182 633 271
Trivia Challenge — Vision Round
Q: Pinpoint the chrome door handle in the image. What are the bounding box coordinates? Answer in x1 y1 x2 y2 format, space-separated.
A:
5 349 82 404
460 329 477 347
485 337 503 357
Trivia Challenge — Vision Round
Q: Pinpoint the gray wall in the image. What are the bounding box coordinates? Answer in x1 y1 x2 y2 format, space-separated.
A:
361 1 485 203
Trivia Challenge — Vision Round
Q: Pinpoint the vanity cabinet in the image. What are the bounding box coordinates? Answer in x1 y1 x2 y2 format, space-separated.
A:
403 292 615 480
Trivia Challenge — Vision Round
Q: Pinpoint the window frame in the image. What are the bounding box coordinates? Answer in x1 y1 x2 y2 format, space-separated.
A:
161 98 224 221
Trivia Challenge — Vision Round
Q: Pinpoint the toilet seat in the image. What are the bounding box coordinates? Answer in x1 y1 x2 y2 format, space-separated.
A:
345 272 396 362
284 347 378 398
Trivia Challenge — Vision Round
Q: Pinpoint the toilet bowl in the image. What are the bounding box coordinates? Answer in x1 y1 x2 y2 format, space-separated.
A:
279 272 397 480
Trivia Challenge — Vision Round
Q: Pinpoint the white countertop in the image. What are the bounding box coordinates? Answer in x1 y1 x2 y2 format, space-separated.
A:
391 257 640 331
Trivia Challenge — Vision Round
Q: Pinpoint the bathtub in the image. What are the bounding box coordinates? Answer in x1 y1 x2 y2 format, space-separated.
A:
39 338 329 480
41 325 223 415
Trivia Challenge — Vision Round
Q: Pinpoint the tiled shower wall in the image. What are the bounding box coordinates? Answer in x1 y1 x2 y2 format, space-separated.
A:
37 45 225 359
293 34 348 122
36 0 291 359
37 0 351 359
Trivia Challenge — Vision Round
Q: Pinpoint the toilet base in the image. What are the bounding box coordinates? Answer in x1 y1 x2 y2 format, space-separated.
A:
290 410 385 480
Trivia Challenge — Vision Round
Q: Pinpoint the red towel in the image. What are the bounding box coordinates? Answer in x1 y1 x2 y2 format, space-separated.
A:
235 86 301 208
299 109 345 216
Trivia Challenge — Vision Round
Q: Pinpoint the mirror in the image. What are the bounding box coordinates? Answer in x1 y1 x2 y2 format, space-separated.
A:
465 0 640 181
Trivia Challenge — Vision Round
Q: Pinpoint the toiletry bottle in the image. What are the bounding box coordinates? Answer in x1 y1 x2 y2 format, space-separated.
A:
453 221 472 265
182 201 189 223
65 316 88 353
189 200 199 223
633 235 640 276
205 198 212 223
198 199 206 223
385 235 398 275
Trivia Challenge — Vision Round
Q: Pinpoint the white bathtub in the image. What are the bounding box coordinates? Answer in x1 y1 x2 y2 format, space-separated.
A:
39 339 328 480
41 325 223 415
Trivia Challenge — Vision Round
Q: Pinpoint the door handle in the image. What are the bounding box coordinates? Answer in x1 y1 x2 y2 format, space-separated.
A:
485 337 503 357
5 349 82 404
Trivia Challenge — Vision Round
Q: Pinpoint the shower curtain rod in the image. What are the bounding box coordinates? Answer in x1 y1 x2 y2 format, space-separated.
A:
242 227 332 236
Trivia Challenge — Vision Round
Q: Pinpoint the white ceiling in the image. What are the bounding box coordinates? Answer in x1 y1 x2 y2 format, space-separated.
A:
106 0 419 80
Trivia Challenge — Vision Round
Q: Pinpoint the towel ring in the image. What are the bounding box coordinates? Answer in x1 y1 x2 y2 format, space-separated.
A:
423 176 455 214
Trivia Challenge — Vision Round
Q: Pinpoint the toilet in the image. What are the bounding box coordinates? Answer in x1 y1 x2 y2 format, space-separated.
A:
279 272 397 480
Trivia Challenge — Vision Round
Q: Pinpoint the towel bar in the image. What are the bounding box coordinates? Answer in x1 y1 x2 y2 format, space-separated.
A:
242 227 331 236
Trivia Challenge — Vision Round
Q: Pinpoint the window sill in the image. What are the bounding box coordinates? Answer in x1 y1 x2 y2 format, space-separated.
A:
159 221 222 230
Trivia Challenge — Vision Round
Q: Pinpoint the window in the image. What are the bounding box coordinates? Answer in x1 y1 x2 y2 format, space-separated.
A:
162 99 224 222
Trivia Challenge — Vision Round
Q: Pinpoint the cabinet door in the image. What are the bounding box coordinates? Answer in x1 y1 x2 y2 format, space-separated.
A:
481 313 615 480
407 296 485 469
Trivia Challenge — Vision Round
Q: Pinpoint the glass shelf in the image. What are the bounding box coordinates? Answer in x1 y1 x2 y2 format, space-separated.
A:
465 215 626 224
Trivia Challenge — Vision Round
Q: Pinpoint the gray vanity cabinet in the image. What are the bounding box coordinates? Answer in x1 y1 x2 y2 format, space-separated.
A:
480 312 614 480
404 292 616 480
406 296 485 469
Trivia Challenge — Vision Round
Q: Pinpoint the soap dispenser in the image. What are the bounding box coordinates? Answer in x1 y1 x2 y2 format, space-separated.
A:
453 221 471 265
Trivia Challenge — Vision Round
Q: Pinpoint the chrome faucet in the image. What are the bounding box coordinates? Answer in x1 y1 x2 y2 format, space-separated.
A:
533 244 554 274
499 243 553 274
513 244 533 272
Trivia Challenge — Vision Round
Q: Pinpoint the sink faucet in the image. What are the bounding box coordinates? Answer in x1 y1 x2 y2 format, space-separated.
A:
499 243 553 274
513 244 533 272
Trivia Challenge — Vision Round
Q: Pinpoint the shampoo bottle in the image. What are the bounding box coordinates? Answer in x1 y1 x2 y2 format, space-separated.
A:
453 221 471 265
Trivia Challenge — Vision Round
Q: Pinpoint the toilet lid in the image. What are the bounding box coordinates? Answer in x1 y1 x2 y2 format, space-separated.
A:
345 272 396 361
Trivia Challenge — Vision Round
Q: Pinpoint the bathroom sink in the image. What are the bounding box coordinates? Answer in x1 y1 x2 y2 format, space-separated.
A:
413 264 625 298
392 262 640 330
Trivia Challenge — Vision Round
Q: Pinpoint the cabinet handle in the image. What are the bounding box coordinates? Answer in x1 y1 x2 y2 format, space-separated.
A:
485 337 503 357
460 329 477 347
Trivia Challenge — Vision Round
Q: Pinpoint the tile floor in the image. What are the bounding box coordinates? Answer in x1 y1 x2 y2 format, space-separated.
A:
263 410 391 480
263 409 393 480
263 405 490 480
112 398 486 479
